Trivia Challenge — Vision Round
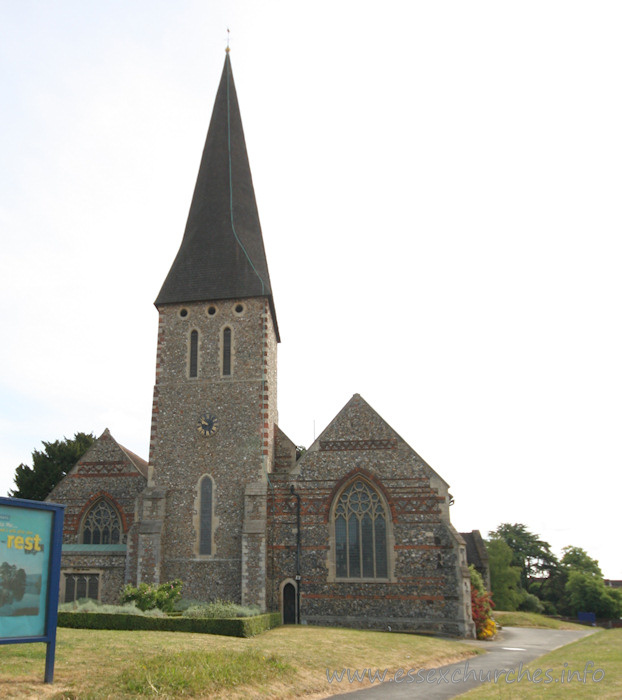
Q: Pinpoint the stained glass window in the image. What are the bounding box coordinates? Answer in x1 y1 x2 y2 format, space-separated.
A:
81 499 122 545
334 479 388 579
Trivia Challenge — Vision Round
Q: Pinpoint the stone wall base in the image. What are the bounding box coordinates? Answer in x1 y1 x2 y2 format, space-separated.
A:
301 614 475 638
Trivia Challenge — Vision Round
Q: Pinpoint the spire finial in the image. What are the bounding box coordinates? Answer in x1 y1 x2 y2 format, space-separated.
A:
225 28 230 53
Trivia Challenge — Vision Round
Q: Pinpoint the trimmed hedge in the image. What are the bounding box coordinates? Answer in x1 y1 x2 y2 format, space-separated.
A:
57 611 281 638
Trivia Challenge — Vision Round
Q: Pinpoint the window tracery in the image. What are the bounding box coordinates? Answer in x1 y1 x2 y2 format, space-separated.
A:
80 499 122 545
334 479 388 579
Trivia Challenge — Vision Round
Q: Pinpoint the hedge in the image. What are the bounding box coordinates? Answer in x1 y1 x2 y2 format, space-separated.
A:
57 611 281 638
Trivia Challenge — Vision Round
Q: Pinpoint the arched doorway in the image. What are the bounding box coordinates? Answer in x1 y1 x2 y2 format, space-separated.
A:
283 582 296 624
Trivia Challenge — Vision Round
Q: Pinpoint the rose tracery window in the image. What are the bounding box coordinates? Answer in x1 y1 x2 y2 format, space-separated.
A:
80 499 122 545
334 479 388 579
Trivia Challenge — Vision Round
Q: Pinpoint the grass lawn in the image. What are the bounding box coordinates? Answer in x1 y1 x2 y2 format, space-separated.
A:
0 625 481 699
462 628 622 699
494 611 592 630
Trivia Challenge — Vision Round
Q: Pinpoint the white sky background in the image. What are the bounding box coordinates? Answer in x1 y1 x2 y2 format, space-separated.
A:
1 1 620 579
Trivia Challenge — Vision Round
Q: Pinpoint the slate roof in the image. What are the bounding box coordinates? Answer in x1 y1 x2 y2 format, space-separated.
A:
155 53 279 339
460 530 489 570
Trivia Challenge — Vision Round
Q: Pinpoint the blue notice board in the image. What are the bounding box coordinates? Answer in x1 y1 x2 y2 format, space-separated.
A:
0 497 65 683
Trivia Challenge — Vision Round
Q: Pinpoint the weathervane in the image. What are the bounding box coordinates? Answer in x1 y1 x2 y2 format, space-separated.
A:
226 28 230 53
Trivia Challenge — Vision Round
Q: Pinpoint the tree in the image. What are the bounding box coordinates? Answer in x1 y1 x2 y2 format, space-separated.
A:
9 432 95 500
566 571 622 618
486 537 522 611
489 523 558 587
560 546 603 577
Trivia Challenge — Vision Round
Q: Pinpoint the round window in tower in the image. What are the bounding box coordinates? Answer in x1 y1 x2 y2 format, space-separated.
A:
234 303 245 315
180 308 188 318
207 305 217 316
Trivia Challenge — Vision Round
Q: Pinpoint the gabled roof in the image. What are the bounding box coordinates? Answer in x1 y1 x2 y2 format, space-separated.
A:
46 429 148 501
460 530 490 570
302 393 450 488
155 53 279 339
117 440 149 477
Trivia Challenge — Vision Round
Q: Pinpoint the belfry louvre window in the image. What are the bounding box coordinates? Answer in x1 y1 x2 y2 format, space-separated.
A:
189 330 199 377
334 479 388 578
80 499 122 545
222 327 232 376
199 476 213 555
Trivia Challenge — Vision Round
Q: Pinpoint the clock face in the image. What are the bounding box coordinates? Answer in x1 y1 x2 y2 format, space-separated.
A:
197 412 219 437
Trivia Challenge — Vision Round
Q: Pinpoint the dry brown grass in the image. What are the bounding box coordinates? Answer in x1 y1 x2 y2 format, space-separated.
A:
0 625 480 699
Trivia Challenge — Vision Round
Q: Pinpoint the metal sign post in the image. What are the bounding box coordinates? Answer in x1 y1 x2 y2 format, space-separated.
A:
0 497 65 683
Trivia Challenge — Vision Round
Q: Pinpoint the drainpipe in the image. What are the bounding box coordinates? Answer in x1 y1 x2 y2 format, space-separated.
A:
290 484 301 624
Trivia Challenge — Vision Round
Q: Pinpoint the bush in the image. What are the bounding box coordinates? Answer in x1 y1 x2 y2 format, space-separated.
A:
184 599 262 619
518 591 545 614
470 566 496 640
541 599 558 616
173 598 205 612
120 579 182 612
57 611 281 637
58 599 166 617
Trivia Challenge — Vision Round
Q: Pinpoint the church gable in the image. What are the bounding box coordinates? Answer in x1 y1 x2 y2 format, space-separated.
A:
47 428 147 543
268 394 474 636
308 394 404 452
300 393 448 488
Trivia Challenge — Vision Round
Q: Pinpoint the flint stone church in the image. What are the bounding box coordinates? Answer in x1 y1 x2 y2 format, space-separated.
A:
47 52 479 638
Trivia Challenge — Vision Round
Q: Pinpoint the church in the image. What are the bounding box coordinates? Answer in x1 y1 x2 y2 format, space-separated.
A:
47 52 477 638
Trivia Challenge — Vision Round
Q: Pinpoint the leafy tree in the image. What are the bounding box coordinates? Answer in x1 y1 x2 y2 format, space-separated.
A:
530 545 607 616
9 432 95 501
560 546 603 577
486 537 522 611
489 523 558 587
566 571 622 618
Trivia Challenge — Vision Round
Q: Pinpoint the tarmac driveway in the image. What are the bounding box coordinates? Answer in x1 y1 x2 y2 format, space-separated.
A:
324 626 595 699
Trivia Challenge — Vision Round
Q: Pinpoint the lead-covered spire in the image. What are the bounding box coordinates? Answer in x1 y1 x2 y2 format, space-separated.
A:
156 54 278 337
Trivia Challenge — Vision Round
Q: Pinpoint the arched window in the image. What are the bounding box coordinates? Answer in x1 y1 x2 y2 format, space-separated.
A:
81 499 122 545
222 327 232 376
199 476 213 555
189 330 199 378
334 479 388 579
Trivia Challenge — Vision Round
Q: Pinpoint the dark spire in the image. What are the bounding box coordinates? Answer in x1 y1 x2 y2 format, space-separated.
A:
156 54 278 337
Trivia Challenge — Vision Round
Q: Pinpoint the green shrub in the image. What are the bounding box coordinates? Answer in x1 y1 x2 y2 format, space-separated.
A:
58 599 166 617
541 599 558 616
120 579 182 612
172 597 205 612
57 611 281 637
518 590 545 613
184 599 262 619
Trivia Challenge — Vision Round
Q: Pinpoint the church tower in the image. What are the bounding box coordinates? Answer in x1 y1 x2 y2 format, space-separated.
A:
132 53 279 609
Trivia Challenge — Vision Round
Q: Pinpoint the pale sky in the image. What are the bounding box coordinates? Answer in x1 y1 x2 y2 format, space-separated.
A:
1 1 621 580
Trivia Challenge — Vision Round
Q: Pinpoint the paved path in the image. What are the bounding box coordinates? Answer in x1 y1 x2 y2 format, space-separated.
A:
324 626 595 699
